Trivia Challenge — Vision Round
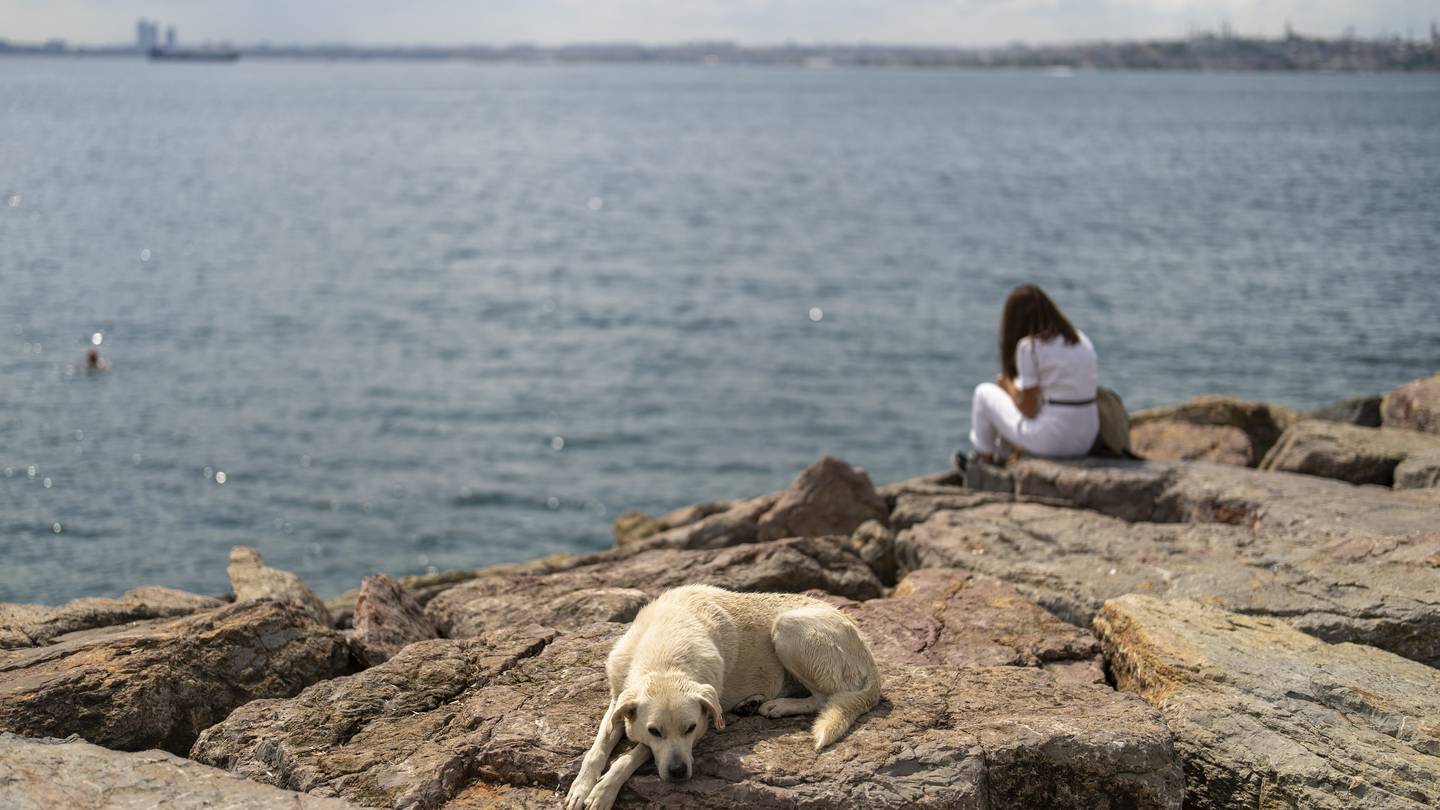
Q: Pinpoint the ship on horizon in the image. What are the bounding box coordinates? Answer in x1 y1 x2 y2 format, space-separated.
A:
138 18 238 62
148 46 240 62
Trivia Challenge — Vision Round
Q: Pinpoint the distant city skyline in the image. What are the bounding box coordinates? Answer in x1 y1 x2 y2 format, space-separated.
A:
3 0 1438 47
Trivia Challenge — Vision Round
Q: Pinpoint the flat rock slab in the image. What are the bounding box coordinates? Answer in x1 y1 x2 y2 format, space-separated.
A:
969 456 1440 540
1095 595 1440 809
0 598 348 754
1259 419 1440 486
817 568 1104 683
426 536 884 639
0 586 224 649
896 501 1440 667
196 583 1181 809
0 732 358 810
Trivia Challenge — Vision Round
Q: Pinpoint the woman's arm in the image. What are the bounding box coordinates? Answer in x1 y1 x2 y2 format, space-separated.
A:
997 374 1041 419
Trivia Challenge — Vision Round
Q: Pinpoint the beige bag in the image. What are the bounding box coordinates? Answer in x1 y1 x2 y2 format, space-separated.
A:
1093 386 1132 457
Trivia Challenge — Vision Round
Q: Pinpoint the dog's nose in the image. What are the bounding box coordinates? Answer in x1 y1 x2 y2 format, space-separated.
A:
667 762 689 780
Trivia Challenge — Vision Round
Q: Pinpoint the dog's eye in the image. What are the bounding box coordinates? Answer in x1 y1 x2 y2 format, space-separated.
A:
684 724 696 735
647 726 662 738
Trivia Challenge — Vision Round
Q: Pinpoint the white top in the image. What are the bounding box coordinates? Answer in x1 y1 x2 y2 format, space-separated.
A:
1015 330 1098 403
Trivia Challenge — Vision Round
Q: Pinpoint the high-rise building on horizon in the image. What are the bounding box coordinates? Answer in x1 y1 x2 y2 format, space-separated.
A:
135 18 158 52
165 26 177 49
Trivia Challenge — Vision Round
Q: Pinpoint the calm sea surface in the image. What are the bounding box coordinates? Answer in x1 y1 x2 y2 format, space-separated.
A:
2 59 1438 604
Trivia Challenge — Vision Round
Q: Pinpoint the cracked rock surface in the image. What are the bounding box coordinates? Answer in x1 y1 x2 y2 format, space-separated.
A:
896 499 1440 666
0 732 358 809
0 586 223 650
193 566 1182 809
816 568 1104 684
1095 595 1440 809
967 456 1440 536
0 598 348 754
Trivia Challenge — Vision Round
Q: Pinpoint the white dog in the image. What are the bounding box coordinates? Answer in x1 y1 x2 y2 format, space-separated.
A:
563 584 881 810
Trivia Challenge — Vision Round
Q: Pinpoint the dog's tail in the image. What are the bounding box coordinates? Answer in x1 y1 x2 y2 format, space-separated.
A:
811 672 880 751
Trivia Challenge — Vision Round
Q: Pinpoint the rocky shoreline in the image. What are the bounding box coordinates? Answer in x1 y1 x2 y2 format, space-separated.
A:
3 372 1438 809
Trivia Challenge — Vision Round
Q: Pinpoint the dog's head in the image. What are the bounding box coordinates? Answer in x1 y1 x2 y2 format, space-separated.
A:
615 671 724 782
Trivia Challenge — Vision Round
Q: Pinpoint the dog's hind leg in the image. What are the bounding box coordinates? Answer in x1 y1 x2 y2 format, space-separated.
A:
582 743 652 810
731 693 771 716
564 700 629 810
763 606 881 750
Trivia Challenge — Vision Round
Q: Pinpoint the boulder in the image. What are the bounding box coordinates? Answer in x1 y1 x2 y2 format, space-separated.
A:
756 456 888 543
1382 372 1440 434
351 574 439 667
0 732 358 809
625 494 780 552
0 586 223 650
229 546 333 626
195 578 1181 809
613 500 739 547
845 519 898 585
1128 396 1299 465
425 536 884 639
0 598 348 754
1128 421 1251 466
896 500 1440 667
611 511 664 546
1396 451 1440 489
1307 394 1383 427
1259 419 1440 486
1095 595 1440 809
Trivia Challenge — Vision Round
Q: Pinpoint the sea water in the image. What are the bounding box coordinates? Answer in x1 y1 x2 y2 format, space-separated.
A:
2 59 1437 602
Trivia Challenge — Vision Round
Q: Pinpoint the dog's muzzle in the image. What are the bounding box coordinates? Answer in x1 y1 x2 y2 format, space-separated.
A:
664 761 691 781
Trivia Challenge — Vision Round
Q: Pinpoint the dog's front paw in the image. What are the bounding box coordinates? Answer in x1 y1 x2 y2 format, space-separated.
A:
564 775 599 810
582 774 624 810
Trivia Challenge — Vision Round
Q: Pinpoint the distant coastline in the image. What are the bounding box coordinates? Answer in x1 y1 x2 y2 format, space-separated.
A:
3 33 1438 72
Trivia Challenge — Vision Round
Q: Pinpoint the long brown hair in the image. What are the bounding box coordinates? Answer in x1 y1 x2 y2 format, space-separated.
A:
999 284 1079 379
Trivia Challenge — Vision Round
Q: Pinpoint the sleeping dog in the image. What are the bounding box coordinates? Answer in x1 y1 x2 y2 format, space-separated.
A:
564 584 881 810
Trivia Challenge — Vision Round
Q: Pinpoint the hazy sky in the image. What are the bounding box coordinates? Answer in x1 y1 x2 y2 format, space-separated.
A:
4 0 1437 47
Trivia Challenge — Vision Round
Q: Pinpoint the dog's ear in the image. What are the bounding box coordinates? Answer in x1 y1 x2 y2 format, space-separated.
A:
609 688 639 728
693 683 724 731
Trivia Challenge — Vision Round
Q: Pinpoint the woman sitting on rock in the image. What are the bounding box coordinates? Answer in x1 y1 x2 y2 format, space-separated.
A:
962 284 1099 466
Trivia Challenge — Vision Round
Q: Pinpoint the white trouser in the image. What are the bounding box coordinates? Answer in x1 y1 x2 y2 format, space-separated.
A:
969 382 1099 459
